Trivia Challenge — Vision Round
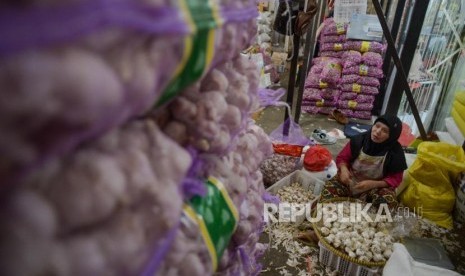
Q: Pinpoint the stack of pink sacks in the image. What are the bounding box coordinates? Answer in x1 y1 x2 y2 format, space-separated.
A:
338 46 385 120
301 17 386 120
318 18 348 59
302 56 342 115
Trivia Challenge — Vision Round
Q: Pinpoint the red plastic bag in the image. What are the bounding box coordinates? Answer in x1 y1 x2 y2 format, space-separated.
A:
303 145 332 172
272 143 304 157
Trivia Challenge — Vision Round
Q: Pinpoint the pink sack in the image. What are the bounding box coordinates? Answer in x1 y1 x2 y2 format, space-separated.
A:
320 61 342 83
302 105 320 114
322 18 348 35
319 51 343 58
362 52 383 68
352 110 372 119
320 42 346 52
344 41 385 54
341 50 362 68
339 92 375 103
342 64 383 78
337 108 354 117
309 64 324 75
304 98 338 107
303 88 323 101
320 89 341 101
304 74 338 89
312 57 340 66
338 100 374 111
340 83 380 95
340 74 380 87
320 34 347 43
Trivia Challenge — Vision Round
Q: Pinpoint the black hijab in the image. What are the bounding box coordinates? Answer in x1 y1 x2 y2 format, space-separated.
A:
350 114 407 175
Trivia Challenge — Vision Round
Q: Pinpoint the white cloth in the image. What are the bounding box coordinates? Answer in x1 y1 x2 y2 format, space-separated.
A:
383 243 461 276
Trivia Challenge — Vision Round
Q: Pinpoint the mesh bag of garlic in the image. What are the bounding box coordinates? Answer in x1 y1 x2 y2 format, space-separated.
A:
311 198 398 270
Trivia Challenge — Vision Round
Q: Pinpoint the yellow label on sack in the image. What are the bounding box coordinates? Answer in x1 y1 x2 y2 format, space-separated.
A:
319 81 328 88
348 100 358 109
353 84 362 93
360 41 371 53
359 65 368 76
336 23 345 34
316 99 325 107
334 43 343 51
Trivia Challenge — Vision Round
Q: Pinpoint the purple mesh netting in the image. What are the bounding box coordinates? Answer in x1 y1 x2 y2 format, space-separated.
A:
0 1 186 56
181 147 207 200
257 88 286 107
262 192 280 204
0 1 259 56
139 220 181 276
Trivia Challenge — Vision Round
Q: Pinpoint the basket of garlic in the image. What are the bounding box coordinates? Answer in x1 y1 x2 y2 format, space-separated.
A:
312 198 396 276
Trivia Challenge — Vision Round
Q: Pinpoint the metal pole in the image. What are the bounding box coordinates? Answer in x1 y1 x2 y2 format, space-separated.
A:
371 0 428 141
373 0 407 114
294 0 326 123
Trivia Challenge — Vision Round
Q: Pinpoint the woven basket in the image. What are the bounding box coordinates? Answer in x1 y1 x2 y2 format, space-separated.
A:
311 197 387 268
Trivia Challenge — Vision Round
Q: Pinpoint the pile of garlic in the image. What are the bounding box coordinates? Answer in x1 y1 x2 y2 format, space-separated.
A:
318 202 394 263
276 182 316 204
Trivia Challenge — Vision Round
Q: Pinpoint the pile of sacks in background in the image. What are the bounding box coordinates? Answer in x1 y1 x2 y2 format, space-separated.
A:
302 18 385 120
0 1 274 275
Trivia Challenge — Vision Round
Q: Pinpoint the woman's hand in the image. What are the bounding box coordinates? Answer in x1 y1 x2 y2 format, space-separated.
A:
351 180 374 194
338 164 352 186
352 180 388 194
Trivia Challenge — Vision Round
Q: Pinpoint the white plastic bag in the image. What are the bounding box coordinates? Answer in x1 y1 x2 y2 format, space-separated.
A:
383 243 460 276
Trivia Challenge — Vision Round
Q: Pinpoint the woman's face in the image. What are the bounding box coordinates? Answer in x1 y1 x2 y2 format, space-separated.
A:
371 121 390 143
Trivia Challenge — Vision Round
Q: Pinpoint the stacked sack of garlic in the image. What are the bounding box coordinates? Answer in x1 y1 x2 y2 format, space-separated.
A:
316 202 395 263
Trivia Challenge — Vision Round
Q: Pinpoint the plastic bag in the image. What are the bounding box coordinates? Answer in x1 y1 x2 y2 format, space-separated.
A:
269 118 312 147
399 142 465 229
303 145 332 172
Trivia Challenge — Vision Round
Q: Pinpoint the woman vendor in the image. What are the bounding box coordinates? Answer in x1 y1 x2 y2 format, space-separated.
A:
320 114 407 210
